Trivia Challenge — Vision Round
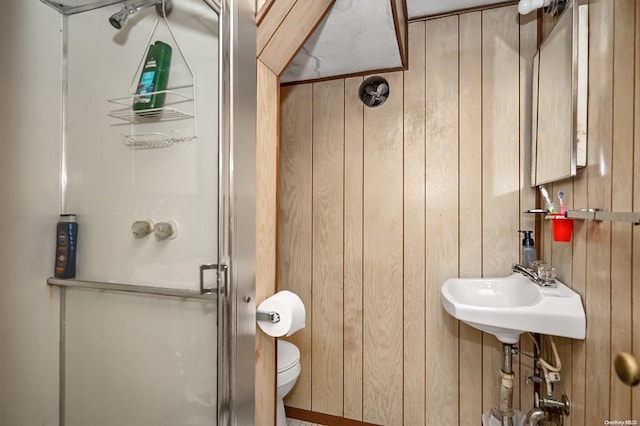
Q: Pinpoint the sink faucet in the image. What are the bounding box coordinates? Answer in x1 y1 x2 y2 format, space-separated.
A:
512 263 556 287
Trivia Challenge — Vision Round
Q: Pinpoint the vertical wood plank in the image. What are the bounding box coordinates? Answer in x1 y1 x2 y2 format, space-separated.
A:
549 184 575 426
311 79 345 416
547 184 574 426
279 83 313 410
633 0 640 418
519 12 538 241
481 5 521 413
610 0 635 419
570 151 588 425
585 0 614 422
424 15 460 425
458 11 484 425
256 59 279 426
343 76 364 422
362 71 404 425
403 21 426 426
518 10 539 413
480 5 521 276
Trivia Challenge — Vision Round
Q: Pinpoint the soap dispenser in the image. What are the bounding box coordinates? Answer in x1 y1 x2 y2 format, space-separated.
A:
518 230 536 268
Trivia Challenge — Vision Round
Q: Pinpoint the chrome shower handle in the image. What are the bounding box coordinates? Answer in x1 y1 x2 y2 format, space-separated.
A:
199 263 228 295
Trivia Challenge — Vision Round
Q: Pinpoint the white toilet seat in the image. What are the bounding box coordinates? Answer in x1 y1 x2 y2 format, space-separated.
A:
277 340 300 372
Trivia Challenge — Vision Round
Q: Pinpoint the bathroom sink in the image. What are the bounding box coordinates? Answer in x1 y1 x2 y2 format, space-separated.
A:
441 273 586 344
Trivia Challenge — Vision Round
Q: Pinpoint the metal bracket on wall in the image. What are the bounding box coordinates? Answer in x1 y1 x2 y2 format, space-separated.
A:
565 209 640 225
256 310 280 323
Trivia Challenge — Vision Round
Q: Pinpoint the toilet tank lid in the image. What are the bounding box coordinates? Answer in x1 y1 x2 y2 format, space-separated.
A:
277 340 300 372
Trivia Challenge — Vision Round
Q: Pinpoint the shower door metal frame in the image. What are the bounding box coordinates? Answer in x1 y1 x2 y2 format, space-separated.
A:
217 0 256 423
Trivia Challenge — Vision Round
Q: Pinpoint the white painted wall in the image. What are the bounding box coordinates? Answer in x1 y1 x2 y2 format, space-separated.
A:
0 1 63 424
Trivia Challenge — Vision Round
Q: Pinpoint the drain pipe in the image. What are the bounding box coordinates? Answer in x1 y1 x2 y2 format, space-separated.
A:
499 343 516 426
524 407 545 425
524 392 544 426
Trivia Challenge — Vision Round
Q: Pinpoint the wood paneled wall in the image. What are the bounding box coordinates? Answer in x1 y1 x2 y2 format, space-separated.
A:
278 6 540 425
255 4 336 425
256 58 279 426
539 0 640 424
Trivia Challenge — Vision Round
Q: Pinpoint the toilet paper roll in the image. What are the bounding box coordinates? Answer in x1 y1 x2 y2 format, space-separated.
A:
257 290 306 337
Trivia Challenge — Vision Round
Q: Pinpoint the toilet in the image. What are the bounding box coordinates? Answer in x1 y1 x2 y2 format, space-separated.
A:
276 340 301 426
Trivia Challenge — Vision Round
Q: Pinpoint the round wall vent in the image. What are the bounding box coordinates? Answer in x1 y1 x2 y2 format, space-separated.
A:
358 76 389 108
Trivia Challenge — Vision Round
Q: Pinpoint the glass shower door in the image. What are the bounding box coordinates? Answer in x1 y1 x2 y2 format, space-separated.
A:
63 290 218 424
53 0 223 423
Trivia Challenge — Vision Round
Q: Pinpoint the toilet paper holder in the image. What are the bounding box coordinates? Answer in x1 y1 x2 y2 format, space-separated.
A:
256 310 280 323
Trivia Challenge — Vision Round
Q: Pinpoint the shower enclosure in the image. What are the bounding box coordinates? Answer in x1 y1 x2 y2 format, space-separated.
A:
41 0 255 424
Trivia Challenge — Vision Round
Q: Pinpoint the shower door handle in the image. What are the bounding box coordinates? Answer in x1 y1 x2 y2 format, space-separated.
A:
199 263 228 295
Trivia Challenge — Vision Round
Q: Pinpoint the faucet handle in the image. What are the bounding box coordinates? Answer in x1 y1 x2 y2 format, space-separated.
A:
538 264 556 282
531 260 556 283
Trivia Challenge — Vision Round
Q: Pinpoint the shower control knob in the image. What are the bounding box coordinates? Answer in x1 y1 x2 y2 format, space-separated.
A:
131 219 155 239
154 220 178 240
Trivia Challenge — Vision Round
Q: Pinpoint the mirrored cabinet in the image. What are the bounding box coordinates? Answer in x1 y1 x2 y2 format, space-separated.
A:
531 1 589 186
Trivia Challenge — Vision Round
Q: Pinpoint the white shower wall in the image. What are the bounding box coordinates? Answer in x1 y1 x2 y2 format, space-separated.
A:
0 1 62 424
65 0 219 290
63 1 221 424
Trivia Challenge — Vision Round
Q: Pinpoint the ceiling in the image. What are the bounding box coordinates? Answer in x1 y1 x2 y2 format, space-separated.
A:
282 0 515 83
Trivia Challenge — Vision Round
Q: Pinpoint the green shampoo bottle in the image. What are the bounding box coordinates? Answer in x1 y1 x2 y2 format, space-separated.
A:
133 40 172 114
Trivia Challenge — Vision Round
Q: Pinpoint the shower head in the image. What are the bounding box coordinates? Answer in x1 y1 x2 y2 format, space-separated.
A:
109 7 132 29
109 0 172 29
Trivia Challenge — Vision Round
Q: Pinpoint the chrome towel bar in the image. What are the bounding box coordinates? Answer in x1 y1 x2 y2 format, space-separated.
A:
47 277 215 300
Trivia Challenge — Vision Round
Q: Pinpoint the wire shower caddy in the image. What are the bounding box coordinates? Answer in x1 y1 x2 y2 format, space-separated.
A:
108 0 197 149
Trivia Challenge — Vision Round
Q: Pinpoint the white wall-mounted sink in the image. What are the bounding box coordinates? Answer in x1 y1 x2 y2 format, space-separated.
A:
441 273 586 344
